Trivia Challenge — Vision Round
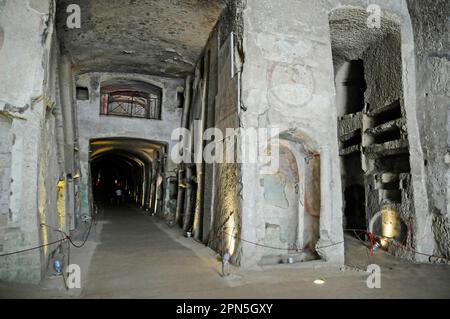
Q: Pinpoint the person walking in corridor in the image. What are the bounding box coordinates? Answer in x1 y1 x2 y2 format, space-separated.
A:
115 188 123 205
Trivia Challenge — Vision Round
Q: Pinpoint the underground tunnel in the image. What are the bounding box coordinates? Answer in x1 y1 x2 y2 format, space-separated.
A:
89 138 167 214
0 0 449 300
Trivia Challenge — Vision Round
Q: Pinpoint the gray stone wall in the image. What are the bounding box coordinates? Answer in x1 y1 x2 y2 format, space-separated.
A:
407 0 450 259
0 115 12 252
239 0 344 266
0 0 68 283
236 0 443 266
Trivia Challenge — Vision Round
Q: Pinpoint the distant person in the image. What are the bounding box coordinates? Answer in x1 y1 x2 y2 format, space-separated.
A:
115 188 123 204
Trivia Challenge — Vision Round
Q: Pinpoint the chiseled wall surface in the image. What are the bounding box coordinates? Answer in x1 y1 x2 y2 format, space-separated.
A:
0 0 64 282
238 0 439 266
75 72 184 218
407 0 450 259
239 0 345 266
330 7 418 259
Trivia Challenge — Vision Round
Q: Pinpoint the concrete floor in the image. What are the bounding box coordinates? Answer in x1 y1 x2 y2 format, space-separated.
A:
1 205 450 298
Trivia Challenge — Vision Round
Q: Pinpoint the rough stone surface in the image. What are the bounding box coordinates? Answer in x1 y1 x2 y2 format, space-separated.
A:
407 0 450 259
331 6 416 260
0 0 69 283
238 0 345 266
55 0 226 77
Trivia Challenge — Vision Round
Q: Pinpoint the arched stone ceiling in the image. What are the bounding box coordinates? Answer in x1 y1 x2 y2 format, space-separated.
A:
89 137 166 163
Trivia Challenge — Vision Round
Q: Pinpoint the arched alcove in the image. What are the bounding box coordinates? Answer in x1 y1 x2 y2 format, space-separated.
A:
259 130 321 264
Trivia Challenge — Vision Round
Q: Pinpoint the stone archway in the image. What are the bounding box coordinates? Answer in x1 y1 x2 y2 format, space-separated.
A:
259 131 321 264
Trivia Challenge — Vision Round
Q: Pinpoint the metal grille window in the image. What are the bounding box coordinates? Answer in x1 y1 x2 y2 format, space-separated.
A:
100 83 162 120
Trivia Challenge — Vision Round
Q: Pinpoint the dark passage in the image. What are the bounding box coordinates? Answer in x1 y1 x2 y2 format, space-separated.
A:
90 138 166 214
336 60 367 233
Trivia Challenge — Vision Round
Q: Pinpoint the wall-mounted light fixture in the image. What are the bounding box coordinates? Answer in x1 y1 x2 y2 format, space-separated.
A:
381 206 398 239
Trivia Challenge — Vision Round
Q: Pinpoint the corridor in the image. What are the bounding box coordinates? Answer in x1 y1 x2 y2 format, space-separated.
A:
82 205 226 298
2 204 450 298
80 206 450 299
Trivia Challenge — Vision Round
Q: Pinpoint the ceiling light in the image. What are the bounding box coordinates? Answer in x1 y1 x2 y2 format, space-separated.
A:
122 50 135 54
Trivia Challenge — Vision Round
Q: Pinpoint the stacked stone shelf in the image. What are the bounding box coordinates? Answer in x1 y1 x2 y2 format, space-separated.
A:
364 99 408 159
338 112 363 156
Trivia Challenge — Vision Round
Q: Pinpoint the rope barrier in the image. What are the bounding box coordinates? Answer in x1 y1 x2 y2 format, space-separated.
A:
345 227 450 263
218 228 344 252
2 214 448 264
0 218 95 258
0 238 67 257
212 225 449 262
